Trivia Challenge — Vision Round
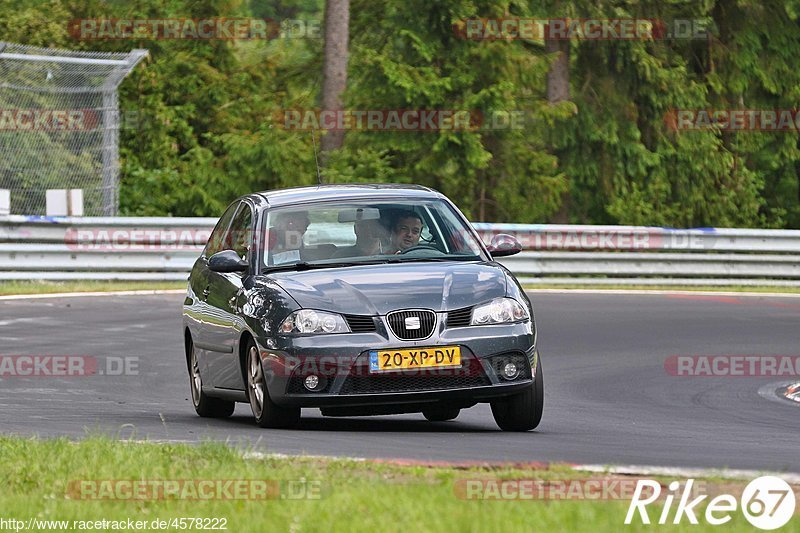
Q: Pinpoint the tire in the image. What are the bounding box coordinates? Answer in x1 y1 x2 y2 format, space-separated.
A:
188 338 235 418
491 351 544 431
245 338 300 429
422 407 460 422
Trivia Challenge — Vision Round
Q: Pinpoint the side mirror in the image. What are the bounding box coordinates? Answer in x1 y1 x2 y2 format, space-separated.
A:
208 250 249 273
486 234 522 258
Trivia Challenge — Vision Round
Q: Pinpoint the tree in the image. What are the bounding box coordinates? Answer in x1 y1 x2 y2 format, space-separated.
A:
3 0 799 227
320 0 350 157
325 0 567 223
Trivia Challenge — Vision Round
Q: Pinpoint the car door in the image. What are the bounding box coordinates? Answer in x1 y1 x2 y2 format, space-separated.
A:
186 201 239 370
203 201 254 390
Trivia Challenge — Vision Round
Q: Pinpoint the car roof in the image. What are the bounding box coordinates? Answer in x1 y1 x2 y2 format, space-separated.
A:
250 183 442 207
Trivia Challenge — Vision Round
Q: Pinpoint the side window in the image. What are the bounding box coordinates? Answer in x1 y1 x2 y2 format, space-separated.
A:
227 203 254 260
204 202 239 258
421 223 434 244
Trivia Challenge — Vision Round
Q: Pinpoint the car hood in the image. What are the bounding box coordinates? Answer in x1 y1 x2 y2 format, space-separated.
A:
265 262 507 315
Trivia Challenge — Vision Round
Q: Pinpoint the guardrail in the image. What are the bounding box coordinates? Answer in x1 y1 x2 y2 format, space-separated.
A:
1 215 800 286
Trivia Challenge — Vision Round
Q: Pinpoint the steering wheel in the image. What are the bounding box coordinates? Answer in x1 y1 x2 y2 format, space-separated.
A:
398 244 442 254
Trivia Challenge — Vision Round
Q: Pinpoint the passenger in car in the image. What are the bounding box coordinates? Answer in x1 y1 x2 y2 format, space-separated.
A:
269 210 310 264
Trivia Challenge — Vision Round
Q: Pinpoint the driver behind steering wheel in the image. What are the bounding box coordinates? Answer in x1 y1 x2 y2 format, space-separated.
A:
388 210 424 254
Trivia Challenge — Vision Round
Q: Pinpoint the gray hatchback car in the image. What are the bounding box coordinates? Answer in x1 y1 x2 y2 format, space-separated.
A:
182 184 543 430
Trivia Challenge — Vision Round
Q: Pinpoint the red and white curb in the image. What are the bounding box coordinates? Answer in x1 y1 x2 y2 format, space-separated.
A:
575 464 800 484
240 451 800 482
759 381 800 407
785 382 800 403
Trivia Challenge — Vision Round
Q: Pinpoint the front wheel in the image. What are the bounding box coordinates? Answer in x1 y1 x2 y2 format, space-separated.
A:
188 338 235 418
245 339 300 429
491 352 544 431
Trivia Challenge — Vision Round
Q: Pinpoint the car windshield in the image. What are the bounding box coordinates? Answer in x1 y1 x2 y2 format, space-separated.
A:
261 199 486 270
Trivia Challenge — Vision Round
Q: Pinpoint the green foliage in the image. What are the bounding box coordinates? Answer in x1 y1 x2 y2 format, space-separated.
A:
553 0 800 227
1 0 799 227
337 0 565 222
3 436 764 533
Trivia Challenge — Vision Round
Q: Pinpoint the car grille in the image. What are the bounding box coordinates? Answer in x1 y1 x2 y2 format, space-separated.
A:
344 314 377 333
446 306 473 328
339 355 490 394
386 309 436 340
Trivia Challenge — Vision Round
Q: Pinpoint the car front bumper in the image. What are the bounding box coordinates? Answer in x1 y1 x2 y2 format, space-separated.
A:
256 317 536 409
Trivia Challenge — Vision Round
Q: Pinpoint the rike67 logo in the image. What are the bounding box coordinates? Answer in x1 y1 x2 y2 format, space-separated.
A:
625 476 796 530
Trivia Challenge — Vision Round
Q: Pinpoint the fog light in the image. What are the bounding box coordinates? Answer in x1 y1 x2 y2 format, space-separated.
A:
304 375 320 391
502 362 519 380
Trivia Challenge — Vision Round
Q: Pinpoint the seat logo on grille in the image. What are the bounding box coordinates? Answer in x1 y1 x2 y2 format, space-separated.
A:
405 317 421 330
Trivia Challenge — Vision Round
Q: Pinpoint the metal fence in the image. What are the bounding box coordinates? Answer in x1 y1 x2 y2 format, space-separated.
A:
1 216 800 285
0 43 147 216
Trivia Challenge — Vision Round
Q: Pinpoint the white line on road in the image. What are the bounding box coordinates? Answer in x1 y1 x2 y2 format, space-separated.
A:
0 289 185 301
527 288 800 298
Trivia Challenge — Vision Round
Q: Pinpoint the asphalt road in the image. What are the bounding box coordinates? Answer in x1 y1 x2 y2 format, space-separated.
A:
1 291 798 471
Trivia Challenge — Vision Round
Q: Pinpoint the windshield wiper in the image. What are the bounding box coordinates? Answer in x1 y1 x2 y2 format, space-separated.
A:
386 255 481 263
263 259 389 273
262 261 315 273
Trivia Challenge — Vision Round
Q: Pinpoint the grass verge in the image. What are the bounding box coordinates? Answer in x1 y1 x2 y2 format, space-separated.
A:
0 436 789 532
0 281 185 296
2 280 798 297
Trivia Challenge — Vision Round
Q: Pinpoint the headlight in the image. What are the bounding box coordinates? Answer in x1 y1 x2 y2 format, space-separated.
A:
471 298 529 325
280 310 350 334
